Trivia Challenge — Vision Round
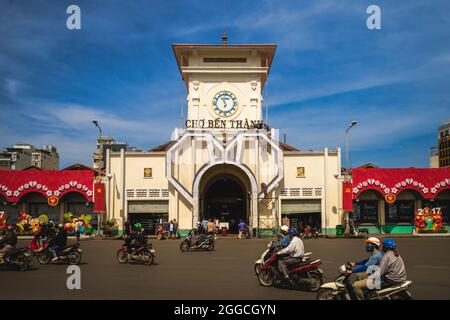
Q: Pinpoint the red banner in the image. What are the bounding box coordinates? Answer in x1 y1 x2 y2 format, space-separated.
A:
342 182 353 212
93 183 105 213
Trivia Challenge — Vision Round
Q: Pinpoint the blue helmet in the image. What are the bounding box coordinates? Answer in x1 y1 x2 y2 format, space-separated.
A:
288 227 298 236
383 238 397 250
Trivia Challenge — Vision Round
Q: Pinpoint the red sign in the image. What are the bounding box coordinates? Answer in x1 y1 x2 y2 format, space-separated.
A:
385 193 396 204
342 182 353 212
93 183 105 213
47 195 59 207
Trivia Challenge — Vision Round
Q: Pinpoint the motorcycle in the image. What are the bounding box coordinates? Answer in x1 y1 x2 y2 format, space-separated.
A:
180 232 214 252
317 263 413 300
117 238 156 265
258 251 323 291
0 247 31 271
254 241 313 275
349 218 369 239
156 226 181 240
38 242 82 265
300 225 319 239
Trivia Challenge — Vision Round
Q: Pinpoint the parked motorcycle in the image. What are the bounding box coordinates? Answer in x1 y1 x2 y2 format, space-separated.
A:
349 218 369 239
180 232 214 252
300 225 319 239
117 240 156 265
258 252 323 291
317 263 413 300
0 247 31 271
254 241 313 275
38 242 82 265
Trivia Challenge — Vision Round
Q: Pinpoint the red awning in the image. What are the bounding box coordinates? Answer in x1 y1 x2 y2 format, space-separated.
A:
352 168 450 200
0 169 94 203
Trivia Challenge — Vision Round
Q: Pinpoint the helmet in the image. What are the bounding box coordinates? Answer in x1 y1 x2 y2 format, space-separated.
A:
365 237 381 247
280 225 289 232
134 223 142 230
382 238 397 250
288 227 298 236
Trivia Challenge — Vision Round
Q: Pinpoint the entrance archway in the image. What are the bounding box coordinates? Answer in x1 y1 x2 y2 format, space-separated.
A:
202 175 248 233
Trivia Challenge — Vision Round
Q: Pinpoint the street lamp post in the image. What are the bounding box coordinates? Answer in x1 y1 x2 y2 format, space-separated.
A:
92 119 103 236
344 120 357 235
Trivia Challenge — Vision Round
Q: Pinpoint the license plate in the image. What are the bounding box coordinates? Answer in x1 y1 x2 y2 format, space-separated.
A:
150 249 156 254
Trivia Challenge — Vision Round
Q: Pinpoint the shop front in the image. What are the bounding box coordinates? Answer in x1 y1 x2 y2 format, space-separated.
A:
351 168 450 234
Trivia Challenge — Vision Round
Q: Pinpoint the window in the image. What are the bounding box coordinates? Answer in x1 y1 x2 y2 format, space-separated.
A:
385 201 415 224
144 168 152 178
353 200 378 223
297 167 305 178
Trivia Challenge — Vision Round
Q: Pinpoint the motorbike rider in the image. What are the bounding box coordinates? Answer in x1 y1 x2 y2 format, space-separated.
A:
0 225 18 264
49 224 68 262
191 222 206 247
272 225 291 249
349 237 382 300
126 223 147 256
275 227 305 285
379 238 407 288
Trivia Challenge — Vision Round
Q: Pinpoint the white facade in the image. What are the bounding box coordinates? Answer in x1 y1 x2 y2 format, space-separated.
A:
106 43 342 235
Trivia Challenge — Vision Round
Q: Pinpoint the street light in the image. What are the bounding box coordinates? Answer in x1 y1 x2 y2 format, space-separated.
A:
91 119 103 236
344 120 357 235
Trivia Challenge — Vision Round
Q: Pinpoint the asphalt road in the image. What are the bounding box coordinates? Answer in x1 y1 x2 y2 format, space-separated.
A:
1 236 449 300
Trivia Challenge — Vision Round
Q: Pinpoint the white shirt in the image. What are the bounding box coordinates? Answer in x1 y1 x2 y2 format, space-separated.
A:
277 236 305 258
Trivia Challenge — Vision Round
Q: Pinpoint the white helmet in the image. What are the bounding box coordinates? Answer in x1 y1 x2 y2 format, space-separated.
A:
366 237 381 247
280 225 289 232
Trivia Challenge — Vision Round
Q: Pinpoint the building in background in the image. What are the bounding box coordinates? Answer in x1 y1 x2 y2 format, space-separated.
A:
0 143 59 170
438 119 450 167
92 136 140 171
430 147 439 168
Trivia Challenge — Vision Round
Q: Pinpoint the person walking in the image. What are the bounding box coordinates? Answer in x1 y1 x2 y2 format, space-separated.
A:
214 217 220 240
74 219 82 242
173 218 178 239
169 220 174 239
237 219 248 239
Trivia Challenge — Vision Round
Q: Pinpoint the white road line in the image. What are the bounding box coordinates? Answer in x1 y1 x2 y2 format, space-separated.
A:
415 266 449 269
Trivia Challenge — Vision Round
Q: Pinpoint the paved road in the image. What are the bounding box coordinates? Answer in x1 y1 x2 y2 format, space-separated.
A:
1 237 449 300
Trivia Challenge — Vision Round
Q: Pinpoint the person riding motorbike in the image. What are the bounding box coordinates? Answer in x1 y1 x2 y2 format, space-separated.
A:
275 227 305 285
49 224 68 262
272 225 291 249
348 237 382 300
191 222 207 247
379 238 407 288
0 225 18 264
126 223 147 256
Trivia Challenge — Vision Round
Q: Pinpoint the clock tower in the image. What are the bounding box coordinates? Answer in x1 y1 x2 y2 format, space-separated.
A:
173 43 276 129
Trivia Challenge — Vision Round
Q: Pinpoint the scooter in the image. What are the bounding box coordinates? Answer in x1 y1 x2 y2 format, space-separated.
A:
27 235 49 256
258 251 323 291
317 263 413 300
180 232 214 252
0 246 31 271
38 242 82 265
300 225 319 239
349 219 369 239
117 240 156 265
254 241 313 275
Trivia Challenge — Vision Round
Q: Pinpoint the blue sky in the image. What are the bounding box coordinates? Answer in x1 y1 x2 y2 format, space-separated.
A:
0 0 449 168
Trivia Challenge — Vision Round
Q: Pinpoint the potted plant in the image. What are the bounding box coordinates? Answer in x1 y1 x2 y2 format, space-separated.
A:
101 218 117 237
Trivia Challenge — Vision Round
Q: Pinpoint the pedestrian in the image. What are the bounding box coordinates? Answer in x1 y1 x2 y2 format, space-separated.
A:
201 217 208 234
173 219 178 239
238 219 248 239
74 218 82 242
207 219 215 237
214 217 220 240
169 220 174 238
124 220 131 236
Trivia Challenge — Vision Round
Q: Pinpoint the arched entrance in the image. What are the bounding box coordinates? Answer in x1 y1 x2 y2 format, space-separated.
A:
196 164 254 233
202 176 248 233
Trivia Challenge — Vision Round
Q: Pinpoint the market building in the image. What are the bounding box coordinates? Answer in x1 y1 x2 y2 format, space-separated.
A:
105 42 342 236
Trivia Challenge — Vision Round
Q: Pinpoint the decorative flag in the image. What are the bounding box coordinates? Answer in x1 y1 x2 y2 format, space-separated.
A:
93 183 106 213
342 182 353 212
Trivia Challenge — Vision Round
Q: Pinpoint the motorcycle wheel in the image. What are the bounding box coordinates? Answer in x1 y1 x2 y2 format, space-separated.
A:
180 241 190 252
117 249 128 264
258 269 274 287
308 272 323 292
207 242 214 251
143 251 154 265
317 288 338 300
391 290 413 300
38 252 51 265
69 251 82 265
254 264 262 275
16 256 29 272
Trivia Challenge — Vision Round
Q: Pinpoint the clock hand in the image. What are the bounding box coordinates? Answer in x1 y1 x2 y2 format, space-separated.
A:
220 96 229 109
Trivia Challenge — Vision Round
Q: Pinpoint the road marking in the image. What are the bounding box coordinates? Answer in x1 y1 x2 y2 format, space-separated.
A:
415 266 449 269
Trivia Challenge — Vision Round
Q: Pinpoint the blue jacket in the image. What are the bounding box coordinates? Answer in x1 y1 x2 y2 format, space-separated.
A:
273 235 291 249
353 251 382 273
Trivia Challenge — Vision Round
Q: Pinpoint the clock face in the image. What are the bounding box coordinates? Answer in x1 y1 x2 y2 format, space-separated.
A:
212 91 238 117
